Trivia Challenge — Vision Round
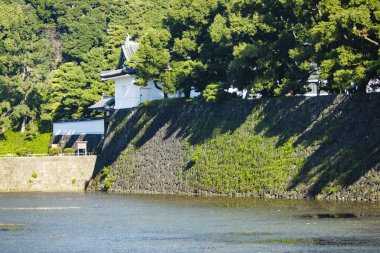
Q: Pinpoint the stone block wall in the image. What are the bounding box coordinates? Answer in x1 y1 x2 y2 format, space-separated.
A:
0 156 96 192
88 94 380 202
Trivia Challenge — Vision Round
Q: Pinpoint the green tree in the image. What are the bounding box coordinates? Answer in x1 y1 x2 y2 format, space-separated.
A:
46 62 87 120
164 0 229 95
130 29 171 91
104 24 128 68
162 60 206 96
312 0 380 92
0 1 53 133
44 48 113 121
207 0 319 96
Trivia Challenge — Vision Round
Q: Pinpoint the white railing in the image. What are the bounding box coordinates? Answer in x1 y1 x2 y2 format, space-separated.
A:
0 153 96 158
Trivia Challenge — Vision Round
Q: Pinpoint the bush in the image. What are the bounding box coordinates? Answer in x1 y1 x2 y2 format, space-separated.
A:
63 148 75 154
0 130 51 155
16 147 32 157
49 147 62 156
202 83 222 102
31 173 38 179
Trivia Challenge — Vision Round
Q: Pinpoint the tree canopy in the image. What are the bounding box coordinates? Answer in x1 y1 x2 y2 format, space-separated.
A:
0 0 379 136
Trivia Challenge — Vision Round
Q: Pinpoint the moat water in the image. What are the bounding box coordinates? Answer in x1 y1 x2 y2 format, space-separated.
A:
1 192 380 252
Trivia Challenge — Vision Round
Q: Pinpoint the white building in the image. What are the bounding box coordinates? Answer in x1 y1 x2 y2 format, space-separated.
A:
99 35 199 109
53 119 104 136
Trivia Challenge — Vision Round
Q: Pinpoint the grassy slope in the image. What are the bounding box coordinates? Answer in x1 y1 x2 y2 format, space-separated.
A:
0 131 51 155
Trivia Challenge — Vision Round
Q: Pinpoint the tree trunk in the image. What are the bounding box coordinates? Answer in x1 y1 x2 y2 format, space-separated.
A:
21 115 27 134
184 87 191 99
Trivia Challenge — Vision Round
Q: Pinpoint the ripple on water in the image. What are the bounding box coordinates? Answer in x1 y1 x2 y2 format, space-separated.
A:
0 206 82 210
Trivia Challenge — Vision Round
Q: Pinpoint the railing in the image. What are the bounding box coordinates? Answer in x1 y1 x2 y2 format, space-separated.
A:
0 153 95 158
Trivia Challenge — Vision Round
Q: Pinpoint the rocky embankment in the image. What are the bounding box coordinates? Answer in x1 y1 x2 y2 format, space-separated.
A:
87 94 380 202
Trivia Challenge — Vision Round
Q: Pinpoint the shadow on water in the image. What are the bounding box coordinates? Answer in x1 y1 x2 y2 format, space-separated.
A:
296 213 357 219
255 237 380 247
92 94 380 197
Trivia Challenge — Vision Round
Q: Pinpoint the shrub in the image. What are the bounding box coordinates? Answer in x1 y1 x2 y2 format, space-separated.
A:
31 173 38 179
104 177 114 190
202 83 222 102
0 130 51 155
49 147 62 156
16 147 32 157
63 148 75 154
100 166 115 190
72 179 76 184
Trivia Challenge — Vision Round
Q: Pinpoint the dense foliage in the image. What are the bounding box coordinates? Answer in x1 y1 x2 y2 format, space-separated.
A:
132 0 379 97
0 0 379 139
0 0 169 137
0 130 51 155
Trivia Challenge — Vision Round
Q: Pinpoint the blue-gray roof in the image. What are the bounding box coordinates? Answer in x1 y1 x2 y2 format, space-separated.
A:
89 95 115 110
117 35 139 69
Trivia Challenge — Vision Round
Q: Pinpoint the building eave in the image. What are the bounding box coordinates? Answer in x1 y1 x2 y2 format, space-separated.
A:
100 66 138 81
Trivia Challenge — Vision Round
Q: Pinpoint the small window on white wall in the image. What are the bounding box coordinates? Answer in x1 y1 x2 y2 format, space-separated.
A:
121 85 127 97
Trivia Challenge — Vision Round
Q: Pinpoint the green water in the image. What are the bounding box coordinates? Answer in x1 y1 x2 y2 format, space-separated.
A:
0 193 379 252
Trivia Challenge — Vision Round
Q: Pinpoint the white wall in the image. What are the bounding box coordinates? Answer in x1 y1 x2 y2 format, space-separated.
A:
145 80 165 101
114 75 140 109
113 75 201 109
53 119 104 135
190 89 201 98
114 76 165 109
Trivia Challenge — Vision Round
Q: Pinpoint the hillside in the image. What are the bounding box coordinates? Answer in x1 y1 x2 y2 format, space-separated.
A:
88 94 380 202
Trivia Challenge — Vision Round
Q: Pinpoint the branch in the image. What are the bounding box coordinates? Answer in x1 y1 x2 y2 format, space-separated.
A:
356 27 379 46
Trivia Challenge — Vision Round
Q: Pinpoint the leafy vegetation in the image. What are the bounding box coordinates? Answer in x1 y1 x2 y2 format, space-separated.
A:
100 166 116 190
48 147 62 156
0 0 378 153
63 148 75 154
184 133 302 195
132 0 379 97
0 0 168 138
0 131 50 155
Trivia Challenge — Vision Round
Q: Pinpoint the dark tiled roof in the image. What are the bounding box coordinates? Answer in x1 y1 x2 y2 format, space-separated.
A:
54 118 104 123
117 35 139 69
100 66 138 80
89 95 115 110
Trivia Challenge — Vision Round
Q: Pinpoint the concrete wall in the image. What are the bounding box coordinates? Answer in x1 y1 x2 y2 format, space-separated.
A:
53 119 104 135
0 156 96 192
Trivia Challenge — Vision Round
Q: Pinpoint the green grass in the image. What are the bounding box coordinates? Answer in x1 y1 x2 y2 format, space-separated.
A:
0 131 51 155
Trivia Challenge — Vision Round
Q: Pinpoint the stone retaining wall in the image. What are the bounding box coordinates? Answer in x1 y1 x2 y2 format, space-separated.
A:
0 156 96 192
87 94 380 202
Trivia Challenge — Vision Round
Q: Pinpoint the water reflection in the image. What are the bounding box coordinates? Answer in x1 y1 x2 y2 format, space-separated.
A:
296 213 357 219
